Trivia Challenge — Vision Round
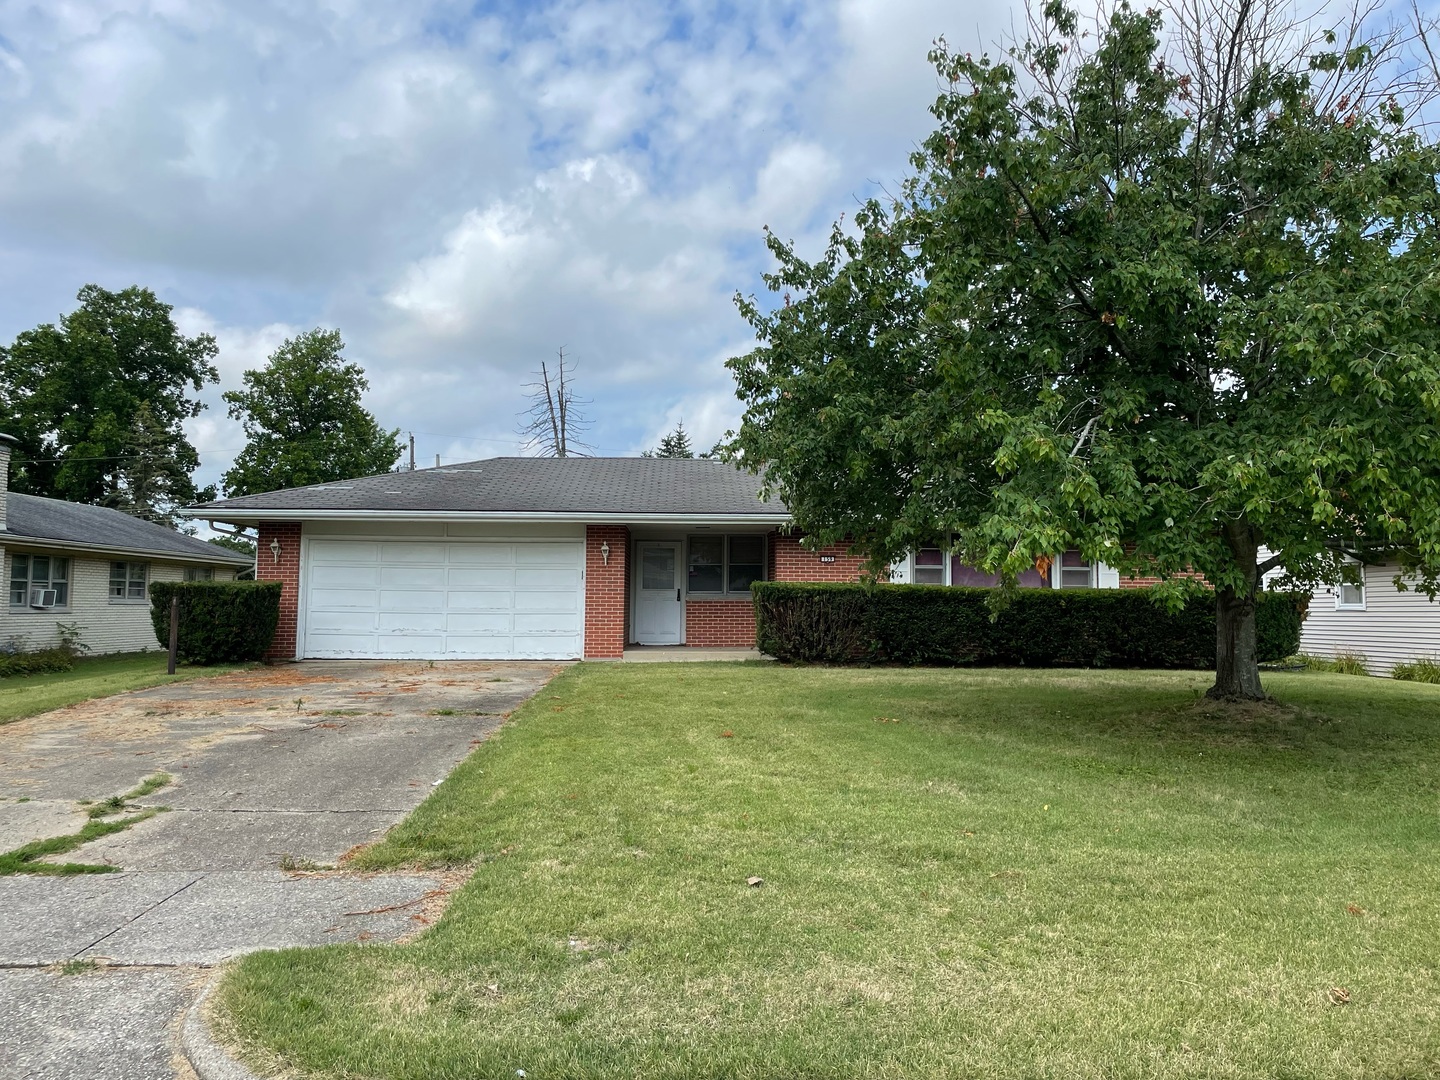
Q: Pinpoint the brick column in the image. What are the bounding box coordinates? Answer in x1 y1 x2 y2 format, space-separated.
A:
584 524 629 659
255 522 302 660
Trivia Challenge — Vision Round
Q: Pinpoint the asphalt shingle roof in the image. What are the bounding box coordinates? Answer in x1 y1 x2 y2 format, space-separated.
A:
6 493 253 565
191 457 788 518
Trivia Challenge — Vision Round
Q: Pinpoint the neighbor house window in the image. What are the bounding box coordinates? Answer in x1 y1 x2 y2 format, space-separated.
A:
110 561 149 602
10 554 69 608
184 567 214 582
914 545 946 585
1057 550 1093 589
687 535 766 596
1337 578 1365 609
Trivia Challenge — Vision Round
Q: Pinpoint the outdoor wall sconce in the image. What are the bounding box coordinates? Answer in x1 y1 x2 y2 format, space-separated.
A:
600 540 610 566
269 538 282 563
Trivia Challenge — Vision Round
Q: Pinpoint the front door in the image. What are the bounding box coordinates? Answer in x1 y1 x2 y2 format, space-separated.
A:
634 542 684 645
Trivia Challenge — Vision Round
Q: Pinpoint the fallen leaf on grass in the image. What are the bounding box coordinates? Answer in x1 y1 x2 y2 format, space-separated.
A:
1345 903 1366 916
873 716 902 724
720 730 734 738
1328 987 1351 1005
746 876 764 887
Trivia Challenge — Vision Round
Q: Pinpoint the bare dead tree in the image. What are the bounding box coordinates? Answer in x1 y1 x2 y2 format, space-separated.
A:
518 348 593 457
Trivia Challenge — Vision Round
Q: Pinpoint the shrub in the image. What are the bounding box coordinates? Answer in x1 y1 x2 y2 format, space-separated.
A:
0 647 76 678
1391 657 1440 683
149 581 282 664
752 583 1307 669
1330 651 1371 676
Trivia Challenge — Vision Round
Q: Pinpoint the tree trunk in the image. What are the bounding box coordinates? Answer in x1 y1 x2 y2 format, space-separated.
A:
1207 522 1266 701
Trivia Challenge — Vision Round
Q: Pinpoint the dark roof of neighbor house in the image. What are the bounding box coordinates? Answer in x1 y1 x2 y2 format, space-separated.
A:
190 457 789 519
6 493 254 565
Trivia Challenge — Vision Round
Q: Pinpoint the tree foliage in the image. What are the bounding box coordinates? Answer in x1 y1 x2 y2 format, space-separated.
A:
222 329 404 497
103 403 215 529
728 0 1440 698
645 421 696 458
0 284 217 504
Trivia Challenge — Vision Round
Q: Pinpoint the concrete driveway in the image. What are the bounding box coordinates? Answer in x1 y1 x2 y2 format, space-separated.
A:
0 660 561 1080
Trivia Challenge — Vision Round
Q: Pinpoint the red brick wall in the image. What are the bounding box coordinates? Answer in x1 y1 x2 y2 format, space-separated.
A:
686 599 756 647
585 525 629 659
255 522 301 660
769 533 867 582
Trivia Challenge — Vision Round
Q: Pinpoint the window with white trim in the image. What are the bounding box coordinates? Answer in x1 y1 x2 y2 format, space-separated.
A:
1337 577 1365 609
109 561 149 602
913 544 946 585
1057 549 1094 589
184 567 214 582
10 554 69 609
686 535 766 596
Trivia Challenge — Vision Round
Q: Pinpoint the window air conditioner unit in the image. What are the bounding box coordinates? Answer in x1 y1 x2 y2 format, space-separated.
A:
29 588 57 609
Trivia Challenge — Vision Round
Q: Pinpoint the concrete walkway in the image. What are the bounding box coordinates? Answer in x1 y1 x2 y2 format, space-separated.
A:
0 661 559 1080
621 646 766 661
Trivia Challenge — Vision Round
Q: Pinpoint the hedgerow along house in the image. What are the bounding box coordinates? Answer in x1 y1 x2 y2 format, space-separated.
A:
188 456 1145 662
0 434 254 654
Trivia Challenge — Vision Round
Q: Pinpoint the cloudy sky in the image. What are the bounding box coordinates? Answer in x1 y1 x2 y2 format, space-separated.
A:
0 0 1015 491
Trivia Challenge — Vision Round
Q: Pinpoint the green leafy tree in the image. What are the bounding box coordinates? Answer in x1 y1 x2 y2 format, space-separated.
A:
0 285 217 503
103 403 216 529
208 534 257 579
222 329 403 496
729 0 1440 700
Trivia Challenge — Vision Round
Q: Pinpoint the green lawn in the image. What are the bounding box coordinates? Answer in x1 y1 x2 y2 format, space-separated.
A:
218 665 1440 1079
0 651 249 725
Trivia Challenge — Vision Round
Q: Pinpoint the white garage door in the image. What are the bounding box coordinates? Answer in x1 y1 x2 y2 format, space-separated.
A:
302 539 584 660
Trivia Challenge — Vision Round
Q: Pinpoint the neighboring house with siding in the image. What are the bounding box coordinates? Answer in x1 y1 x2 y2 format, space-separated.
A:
1299 561 1440 676
0 434 254 655
187 455 1148 663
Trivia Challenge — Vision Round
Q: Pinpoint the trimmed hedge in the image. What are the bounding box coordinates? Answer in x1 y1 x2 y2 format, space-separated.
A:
752 582 1306 668
149 581 282 665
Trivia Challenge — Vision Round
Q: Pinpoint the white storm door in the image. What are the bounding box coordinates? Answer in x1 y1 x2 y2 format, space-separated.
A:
634 542 684 645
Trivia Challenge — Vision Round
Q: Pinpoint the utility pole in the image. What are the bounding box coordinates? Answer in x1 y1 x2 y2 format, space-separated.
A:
408 432 416 472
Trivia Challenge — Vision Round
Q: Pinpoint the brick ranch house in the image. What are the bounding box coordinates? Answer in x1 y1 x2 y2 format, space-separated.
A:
188 456 1141 662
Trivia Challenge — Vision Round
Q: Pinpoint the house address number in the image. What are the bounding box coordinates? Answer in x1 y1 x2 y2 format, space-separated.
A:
819 555 836 563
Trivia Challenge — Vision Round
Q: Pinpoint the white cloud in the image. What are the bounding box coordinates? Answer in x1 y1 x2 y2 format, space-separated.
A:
0 0 1020 470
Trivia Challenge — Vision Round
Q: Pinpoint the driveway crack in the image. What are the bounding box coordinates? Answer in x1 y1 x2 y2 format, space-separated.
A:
72 874 205 959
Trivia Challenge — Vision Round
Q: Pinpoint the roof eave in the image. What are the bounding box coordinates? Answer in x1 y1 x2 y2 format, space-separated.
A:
181 508 792 527
0 531 254 567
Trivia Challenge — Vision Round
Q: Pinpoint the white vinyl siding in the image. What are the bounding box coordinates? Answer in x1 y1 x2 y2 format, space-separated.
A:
1 552 236 654
301 537 584 660
1302 562 1440 676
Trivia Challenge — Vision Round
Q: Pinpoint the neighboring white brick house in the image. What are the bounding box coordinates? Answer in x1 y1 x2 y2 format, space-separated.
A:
0 434 253 656
1300 561 1440 676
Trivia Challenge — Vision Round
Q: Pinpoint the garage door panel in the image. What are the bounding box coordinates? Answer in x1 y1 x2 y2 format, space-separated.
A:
307 611 377 633
379 542 449 564
514 543 580 566
448 568 514 589
312 541 380 564
514 613 580 634
306 633 380 655
311 565 379 588
310 588 380 610
445 590 515 611
447 544 514 565
378 589 446 611
515 567 579 588
378 612 446 633
304 538 583 660
514 635 580 658
380 566 446 588
447 612 513 633
514 590 579 612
